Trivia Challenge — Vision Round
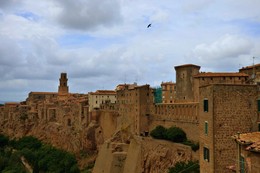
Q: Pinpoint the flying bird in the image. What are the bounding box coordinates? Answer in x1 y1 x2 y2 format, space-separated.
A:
147 23 152 28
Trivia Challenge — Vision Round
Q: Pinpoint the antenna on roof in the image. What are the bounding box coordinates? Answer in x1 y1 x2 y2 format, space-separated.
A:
252 57 256 79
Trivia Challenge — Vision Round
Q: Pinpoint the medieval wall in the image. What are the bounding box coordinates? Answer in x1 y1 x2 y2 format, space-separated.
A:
150 103 199 141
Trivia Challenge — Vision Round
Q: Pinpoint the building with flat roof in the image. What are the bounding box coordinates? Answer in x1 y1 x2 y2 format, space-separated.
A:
161 82 176 103
88 90 116 112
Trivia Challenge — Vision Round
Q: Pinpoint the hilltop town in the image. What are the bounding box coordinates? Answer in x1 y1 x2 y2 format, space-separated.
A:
0 63 260 173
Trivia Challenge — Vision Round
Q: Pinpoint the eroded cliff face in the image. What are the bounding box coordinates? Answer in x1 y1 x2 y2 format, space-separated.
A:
0 119 104 154
140 138 195 173
93 130 198 173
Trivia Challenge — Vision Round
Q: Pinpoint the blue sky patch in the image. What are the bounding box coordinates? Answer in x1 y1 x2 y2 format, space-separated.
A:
15 11 40 22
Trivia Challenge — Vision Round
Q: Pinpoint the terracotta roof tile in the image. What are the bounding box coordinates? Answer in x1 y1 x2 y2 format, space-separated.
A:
233 132 260 152
89 90 116 95
239 63 260 70
29 92 58 95
194 72 248 78
174 64 200 69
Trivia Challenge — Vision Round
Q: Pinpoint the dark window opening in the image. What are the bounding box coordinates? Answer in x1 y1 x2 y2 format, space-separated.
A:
257 100 260 112
204 99 208 112
203 147 209 162
205 122 208 135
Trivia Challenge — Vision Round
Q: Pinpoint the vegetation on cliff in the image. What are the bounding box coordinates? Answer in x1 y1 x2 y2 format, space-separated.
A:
150 125 199 151
168 160 200 173
0 134 80 173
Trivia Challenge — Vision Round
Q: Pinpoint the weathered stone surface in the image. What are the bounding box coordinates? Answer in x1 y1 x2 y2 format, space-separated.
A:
93 130 198 173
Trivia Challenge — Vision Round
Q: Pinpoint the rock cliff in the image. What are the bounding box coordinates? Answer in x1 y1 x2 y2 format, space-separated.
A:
93 130 198 173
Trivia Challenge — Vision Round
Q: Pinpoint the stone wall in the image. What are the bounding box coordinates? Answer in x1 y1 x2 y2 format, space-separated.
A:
199 84 258 173
150 103 199 141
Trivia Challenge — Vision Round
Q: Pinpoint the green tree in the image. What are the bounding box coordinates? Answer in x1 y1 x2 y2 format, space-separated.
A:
182 140 199 151
13 136 42 150
168 160 199 173
150 125 167 139
0 134 9 148
166 126 187 143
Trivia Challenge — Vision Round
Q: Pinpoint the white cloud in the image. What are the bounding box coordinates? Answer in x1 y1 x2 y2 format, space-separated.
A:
193 34 253 60
54 0 122 31
190 34 255 71
0 0 260 101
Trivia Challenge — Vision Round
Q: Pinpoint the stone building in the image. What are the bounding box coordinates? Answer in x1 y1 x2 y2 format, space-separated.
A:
0 73 91 150
232 132 260 173
116 84 154 136
239 63 260 84
174 64 200 103
199 84 259 173
239 63 260 78
88 90 116 112
1 63 260 172
161 81 176 103
58 72 69 100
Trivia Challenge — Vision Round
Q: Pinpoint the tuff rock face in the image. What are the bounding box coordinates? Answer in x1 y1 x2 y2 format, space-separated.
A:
93 129 198 173
140 138 195 173
1 119 103 154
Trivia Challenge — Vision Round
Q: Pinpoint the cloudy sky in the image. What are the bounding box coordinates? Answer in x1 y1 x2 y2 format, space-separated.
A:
0 0 260 102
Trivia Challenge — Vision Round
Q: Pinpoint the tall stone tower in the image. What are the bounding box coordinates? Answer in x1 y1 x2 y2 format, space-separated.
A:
174 64 200 103
58 73 69 96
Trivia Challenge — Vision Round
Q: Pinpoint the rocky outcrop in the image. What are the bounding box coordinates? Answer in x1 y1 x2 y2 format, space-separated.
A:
140 138 194 173
93 130 198 173
1 119 103 155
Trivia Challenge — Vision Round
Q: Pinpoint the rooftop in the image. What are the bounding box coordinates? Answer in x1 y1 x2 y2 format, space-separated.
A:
29 92 58 95
194 72 248 78
174 64 201 69
232 132 260 153
89 90 116 95
239 63 260 70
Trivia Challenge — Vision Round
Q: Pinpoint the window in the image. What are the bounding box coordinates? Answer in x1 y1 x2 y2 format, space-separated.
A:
204 99 208 112
240 156 245 173
258 123 260 132
205 121 208 135
203 147 209 162
257 99 260 112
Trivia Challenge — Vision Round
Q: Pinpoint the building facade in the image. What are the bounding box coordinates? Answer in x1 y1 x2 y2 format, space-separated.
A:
116 84 154 135
88 90 117 112
161 82 176 103
199 84 259 173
